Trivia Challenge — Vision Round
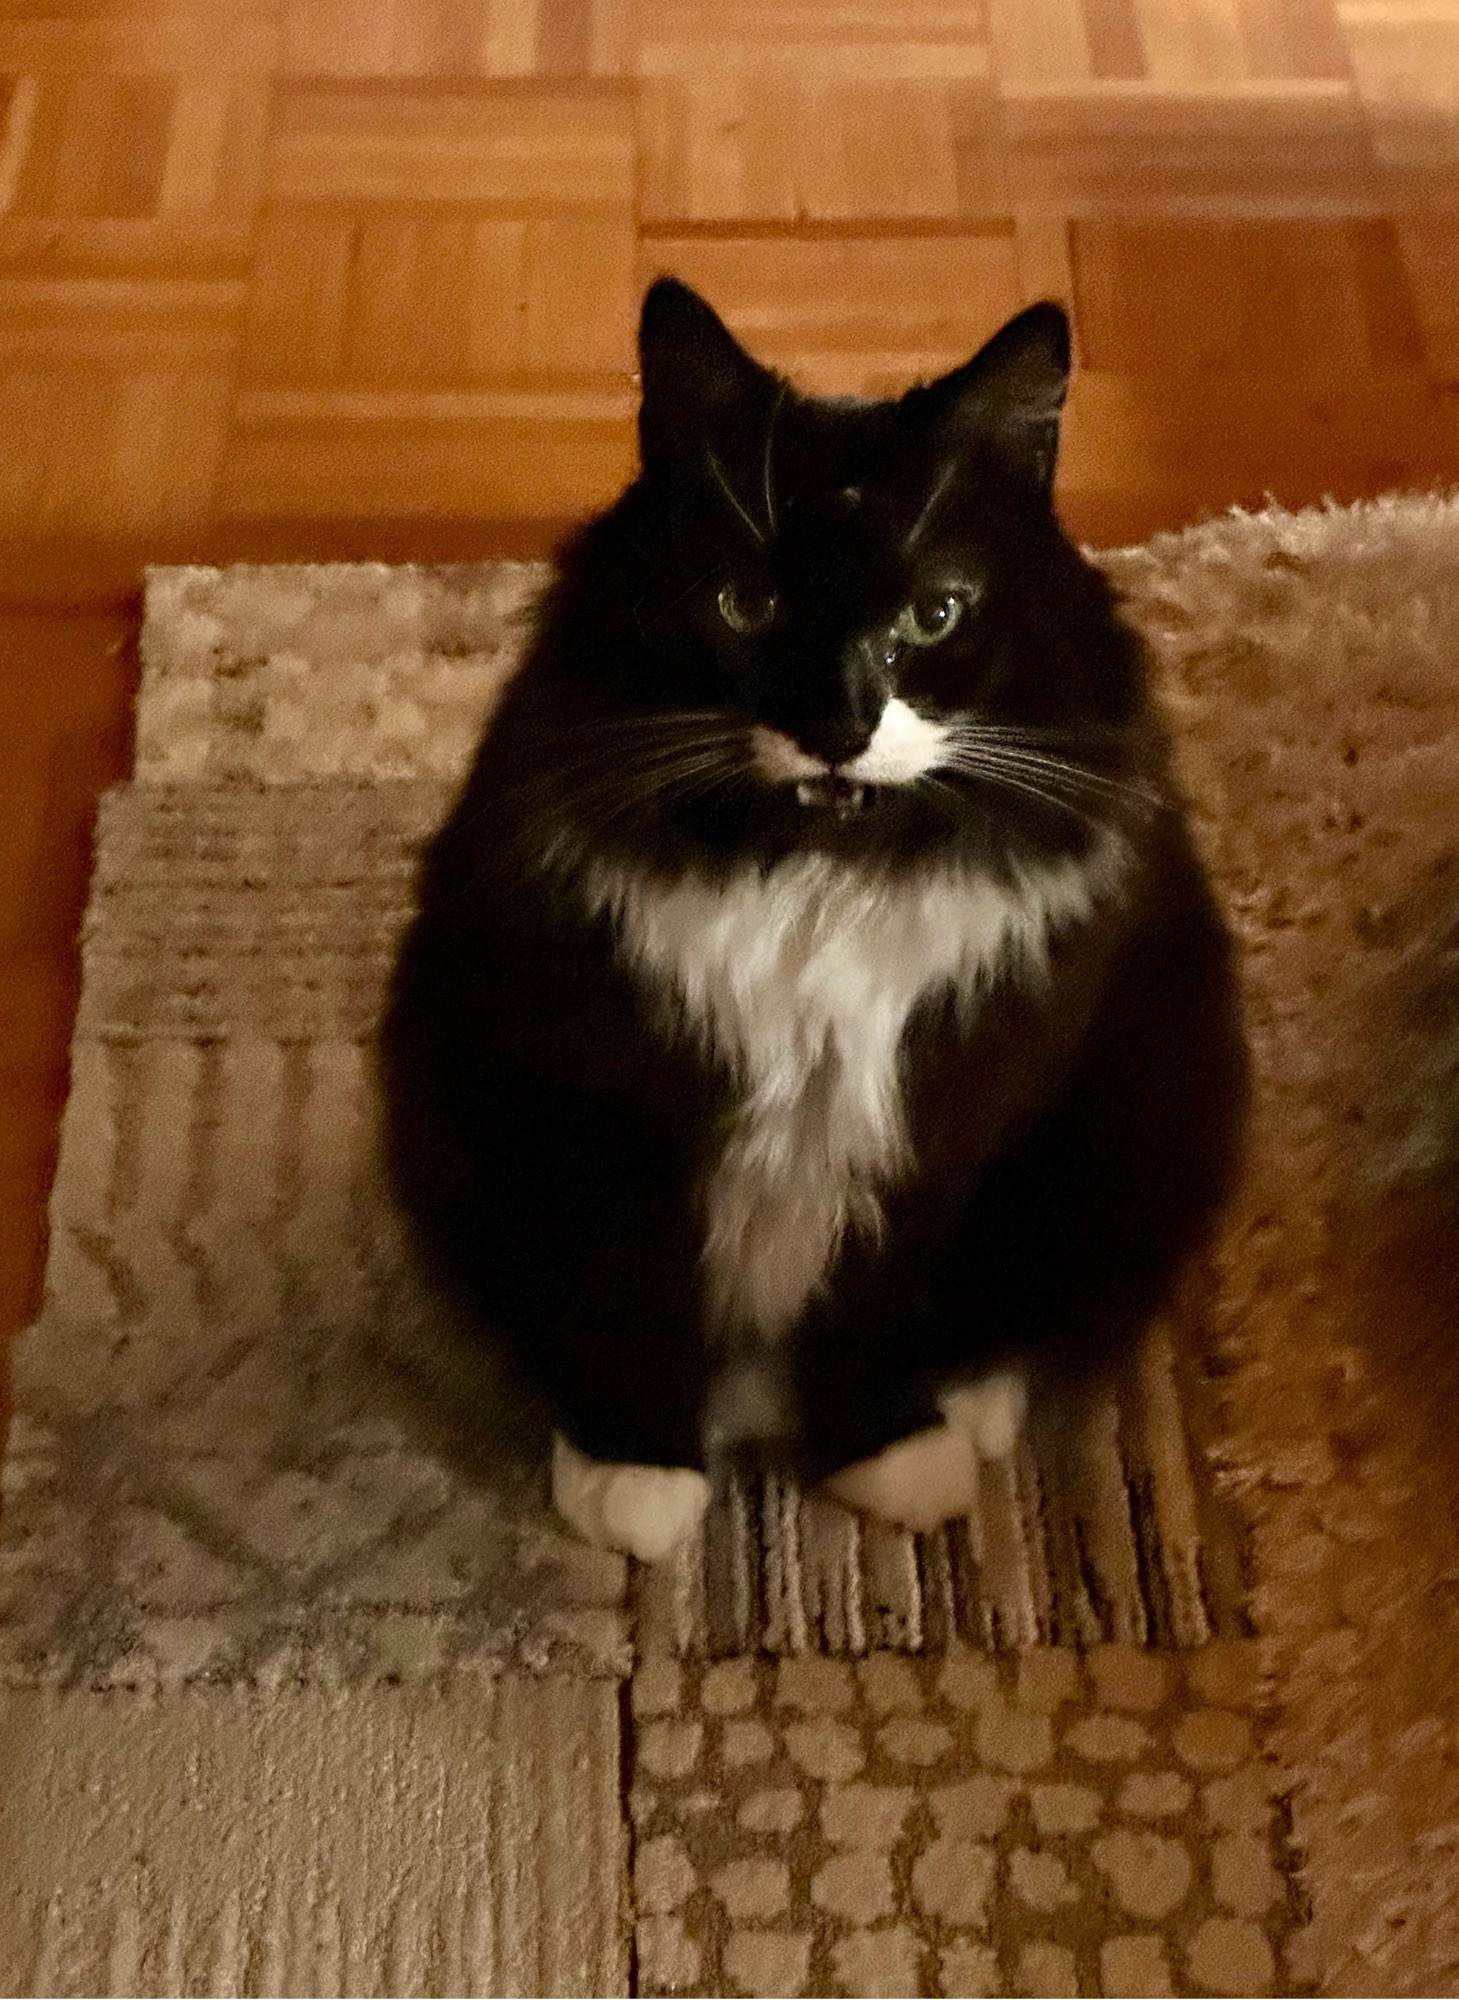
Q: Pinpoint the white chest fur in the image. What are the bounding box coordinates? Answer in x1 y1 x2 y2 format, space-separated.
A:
582 842 1122 1342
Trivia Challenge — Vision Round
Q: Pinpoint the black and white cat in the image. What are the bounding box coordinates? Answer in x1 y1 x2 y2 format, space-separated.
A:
380 278 1247 1561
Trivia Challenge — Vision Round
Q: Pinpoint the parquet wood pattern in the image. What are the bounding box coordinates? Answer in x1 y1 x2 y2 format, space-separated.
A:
1 0 1457 1362
227 79 639 517
0 0 1453 562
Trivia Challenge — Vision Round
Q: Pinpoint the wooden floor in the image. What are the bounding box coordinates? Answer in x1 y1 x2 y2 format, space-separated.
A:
2 0 1458 1364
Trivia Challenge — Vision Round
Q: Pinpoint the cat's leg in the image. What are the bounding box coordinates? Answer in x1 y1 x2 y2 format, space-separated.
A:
940 1367 1028 1460
551 1434 710 1562
824 1368 1027 1531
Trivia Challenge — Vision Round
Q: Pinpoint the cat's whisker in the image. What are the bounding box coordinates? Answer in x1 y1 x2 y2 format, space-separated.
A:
943 736 1162 813
969 759 1157 812
762 381 788 540
912 771 975 820
587 750 753 832
904 455 961 555
948 723 1128 762
557 709 742 743
950 718 1129 744
656 765 754 815
486 742 734 835
492 739 742 817
551 735 748 777
936 754 1107 830
705 447 767 549
951 731 1147 778
499 719 750 790
551 726 752 774
634 560 734 632
942 748 1110 803
559 751 730 808
559 744 747 816
947 719 1156 771
649 751 744 789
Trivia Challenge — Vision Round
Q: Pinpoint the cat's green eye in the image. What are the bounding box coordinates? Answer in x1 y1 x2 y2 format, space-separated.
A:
895 589 968 648
718 579 778 637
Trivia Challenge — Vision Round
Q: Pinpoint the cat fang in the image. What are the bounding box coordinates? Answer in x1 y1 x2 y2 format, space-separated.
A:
380 278 1248 1565
795 776 865 815
762 692 960 817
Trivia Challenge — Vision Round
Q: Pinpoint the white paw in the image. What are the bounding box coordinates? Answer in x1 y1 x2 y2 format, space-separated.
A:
940 1368 1028 1461
824 1423 977 1533
822 1371 1029 1531
551 1434 710 1562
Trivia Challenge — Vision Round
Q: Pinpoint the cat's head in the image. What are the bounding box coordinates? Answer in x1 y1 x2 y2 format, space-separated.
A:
524 277 1156 874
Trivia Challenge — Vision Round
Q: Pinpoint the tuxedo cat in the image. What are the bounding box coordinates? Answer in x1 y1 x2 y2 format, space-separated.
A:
380 278 1247 1561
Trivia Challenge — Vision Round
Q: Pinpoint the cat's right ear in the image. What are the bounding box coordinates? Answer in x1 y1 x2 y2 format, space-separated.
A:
637 277 770 469
918 302 1072 494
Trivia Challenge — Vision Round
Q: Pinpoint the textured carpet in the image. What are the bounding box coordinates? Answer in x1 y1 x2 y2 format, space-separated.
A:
0 562 634 1996
1103 495 1459 1995
0 1677 626 1996
0 563 629 1690
4 496 1459 1994
628 1641 1298 1999
631 1333 1242 1656
0 557 1241 1689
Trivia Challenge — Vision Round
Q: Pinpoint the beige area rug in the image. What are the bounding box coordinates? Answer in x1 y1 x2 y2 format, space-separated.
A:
0 555 1242 1695
1107 498 1459 1995
2 493 1458 1994
627 1641 1297 1999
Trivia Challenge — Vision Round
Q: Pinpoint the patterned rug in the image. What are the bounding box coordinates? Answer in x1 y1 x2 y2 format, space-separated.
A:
0 558 1243 1692
13 495 1457 1990
628 1642 1295 1999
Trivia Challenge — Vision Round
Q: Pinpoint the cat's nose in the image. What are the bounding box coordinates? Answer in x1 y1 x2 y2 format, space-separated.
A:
802 652 887 766
810 710 880 767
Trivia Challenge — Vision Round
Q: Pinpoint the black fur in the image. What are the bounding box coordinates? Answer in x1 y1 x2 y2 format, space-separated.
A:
380 278 1248 1481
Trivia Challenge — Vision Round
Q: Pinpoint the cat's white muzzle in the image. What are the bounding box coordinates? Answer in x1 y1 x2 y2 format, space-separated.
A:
751 697 951 799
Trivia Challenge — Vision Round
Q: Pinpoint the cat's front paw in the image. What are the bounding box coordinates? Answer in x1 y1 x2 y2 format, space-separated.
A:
824 1423 978 1532
551 1434 710 1562
939 1369 1027 1460
823 1370 1029 1531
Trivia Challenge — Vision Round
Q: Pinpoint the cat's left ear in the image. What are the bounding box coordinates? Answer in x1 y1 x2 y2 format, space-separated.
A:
919 302 1071 492
637 276 775 470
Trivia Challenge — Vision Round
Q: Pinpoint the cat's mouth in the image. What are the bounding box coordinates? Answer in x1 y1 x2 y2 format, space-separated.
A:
792 774 869 819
